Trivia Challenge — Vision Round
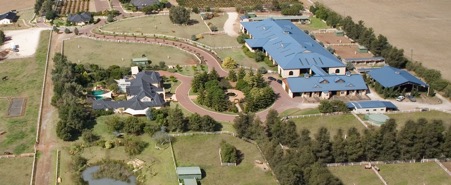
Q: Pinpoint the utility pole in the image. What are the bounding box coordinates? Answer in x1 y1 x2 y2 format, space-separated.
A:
410 48 413 61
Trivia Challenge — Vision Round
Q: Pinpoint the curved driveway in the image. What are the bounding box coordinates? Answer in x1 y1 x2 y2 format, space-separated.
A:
75 18 304 122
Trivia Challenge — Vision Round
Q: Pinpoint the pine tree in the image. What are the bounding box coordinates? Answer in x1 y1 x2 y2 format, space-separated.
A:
228 70 237 82
442 126 451 158
345 127 364 162
313 127 333 163
332 129 347 163
379 119 399 161
362 128 381 161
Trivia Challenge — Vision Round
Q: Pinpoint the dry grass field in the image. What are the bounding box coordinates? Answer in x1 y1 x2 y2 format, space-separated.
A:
328 165 382 185
314 0 451 81
0 0 35 12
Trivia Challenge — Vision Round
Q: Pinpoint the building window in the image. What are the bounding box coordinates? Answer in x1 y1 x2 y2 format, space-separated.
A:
289 71 293 76
335 69 340 73
366 109 369 112
373 109 377 111
381 109 384 111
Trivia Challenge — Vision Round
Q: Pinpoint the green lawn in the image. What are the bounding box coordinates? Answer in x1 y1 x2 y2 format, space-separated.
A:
328 165 382 185
386 111 451 130
378 162 451 185
172 134 277 185
280 108 320 117
0 31 49 154
296 17 329 31
0 157 33 185
101 14 209 39
291 114 366 137
63 38 198 68
197 34 241 48
216 48 277 71
175 65 208 76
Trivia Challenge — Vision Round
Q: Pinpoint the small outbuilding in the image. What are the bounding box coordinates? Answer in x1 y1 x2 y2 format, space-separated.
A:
347 100 397 114
132 57 149 66
176 167 202 180
357 45 368 53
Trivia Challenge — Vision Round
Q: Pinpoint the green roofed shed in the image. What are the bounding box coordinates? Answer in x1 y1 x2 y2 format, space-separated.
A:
357 46 368 53
132 57 149 65
176 167 202 180
183 178 198 185
335 30 344 36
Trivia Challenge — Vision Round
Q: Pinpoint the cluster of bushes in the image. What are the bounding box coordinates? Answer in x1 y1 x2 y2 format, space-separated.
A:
150 106 223 132
318 100 348 113
192 69 237 112
236 33 250 44
310 2 450 97
92 160 135 182
207 22 218 32
69 154 88 185
0 30 5 45
221 57 238 69
230 68 276 112
220 140 240 163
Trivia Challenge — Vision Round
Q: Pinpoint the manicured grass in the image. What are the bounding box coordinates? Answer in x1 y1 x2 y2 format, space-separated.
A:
387 111 451 130
328 165 382 185
0 157 33 185
0 31 49 154
291 114 366 137
378 162 451 185
295 17 330 31
197 34 241 47
279 108 320 117
63 38 198 68
216 48 277 71
172 134 277 185
101 14 209 39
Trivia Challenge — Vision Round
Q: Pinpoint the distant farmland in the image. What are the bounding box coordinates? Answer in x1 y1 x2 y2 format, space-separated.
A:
176 0 295 7
314 0 451 81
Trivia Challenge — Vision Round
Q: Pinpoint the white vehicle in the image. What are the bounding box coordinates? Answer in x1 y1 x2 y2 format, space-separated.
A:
396 96 405 102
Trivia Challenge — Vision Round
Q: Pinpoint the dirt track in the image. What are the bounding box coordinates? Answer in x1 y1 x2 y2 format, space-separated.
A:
313 0 451 81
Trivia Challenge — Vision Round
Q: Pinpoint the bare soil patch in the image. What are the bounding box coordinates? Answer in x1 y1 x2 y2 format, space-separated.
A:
0 0 35 12
314 32 351 44
0 28 46 59
331 45 373 59
315 0 451 80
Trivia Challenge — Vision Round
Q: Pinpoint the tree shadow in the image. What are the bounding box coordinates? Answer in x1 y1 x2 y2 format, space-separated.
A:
187 19 199 25
236 149 244 165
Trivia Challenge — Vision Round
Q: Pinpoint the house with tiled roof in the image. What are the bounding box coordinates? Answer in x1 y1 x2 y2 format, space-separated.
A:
131 0 159 9
93 71 165 115
241 18 368 99
67 12 92 25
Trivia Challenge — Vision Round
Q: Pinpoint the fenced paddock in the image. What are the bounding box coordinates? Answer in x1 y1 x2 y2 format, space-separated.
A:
7 97 27 117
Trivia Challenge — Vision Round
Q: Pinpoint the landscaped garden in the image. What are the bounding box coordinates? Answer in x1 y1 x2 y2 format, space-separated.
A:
58 0 90 15
63 38 199 68
172 134 277 185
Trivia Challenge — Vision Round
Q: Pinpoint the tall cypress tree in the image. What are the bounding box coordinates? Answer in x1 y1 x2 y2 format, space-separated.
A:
379 119 399 161
442 126 451 158
423 119 444 158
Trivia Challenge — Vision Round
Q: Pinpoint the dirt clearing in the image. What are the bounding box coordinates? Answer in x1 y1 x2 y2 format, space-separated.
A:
314 0 451 81
0 0 35 12
0 28 47 59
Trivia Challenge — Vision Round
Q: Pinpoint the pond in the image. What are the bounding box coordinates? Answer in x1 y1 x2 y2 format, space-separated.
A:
82 166 137 185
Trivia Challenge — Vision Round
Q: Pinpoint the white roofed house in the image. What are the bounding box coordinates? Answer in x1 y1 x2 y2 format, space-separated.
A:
93 71 166 116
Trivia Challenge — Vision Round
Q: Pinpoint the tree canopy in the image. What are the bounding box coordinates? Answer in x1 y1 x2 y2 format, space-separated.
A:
169 6 190 25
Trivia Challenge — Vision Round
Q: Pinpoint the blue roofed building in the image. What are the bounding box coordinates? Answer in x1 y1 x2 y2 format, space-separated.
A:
347 100 397 114
241 18 368 99
367 66 428 88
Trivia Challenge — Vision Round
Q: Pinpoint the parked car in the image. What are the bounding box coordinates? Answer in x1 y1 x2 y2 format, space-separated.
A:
267 76 276 81
276 79 282 84
396 96 405 102
406 95 416 102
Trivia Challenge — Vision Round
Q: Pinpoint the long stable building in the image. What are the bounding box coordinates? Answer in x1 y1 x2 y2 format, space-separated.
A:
241 18 367 98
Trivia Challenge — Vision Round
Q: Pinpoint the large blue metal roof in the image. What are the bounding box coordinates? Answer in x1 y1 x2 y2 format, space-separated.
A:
286 74 367 93
241 19 344 70
347 100 397 109
368 66 428 88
